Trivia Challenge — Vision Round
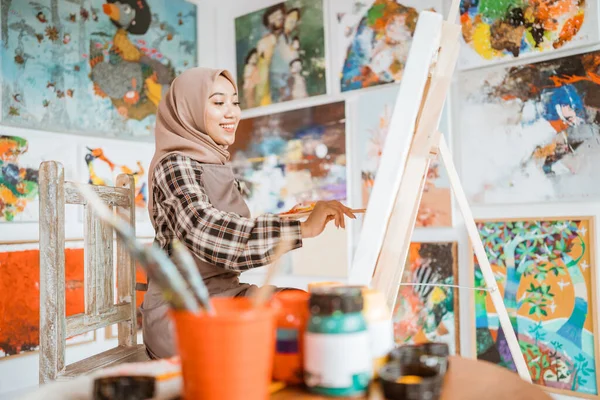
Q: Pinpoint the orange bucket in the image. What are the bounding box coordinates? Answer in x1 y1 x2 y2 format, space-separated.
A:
171 297 276 400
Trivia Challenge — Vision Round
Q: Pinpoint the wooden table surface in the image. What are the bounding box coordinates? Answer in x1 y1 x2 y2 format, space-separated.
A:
271 356 552 400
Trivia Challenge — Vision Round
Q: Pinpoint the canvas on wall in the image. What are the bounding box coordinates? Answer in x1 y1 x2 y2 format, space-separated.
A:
392 242 460 355
0 127 77 223
459 50 600 205
0 0 197 138
474 219 598 397
330 0 444 93
355 84 451 227
0 245 95 359
230 102 346 216
235 0 326 110
458 0 600 70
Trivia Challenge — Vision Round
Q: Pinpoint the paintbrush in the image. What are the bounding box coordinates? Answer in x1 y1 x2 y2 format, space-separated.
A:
76 183 200 313
252 239 295 308
170 239 215 315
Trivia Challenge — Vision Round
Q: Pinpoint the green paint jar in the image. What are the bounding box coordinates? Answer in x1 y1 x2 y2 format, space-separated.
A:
303 287 372 397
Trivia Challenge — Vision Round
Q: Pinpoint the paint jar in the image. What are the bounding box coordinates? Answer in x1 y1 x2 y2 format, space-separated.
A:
271 290 310 385
304 287 372 397
362 288 394 378
307 281 344 292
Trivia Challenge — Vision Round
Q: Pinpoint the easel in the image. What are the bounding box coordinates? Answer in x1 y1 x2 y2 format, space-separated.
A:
347 1 533 383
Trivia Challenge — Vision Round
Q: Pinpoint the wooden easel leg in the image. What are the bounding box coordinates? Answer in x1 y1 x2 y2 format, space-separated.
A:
437 135 532 383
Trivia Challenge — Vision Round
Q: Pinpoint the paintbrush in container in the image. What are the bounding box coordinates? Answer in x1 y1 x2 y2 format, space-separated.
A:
170 239 215 315
76 183 200 314
252 238 295 308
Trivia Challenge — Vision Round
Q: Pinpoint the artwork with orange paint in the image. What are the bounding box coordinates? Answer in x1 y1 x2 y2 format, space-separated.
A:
475 219 598 396
392 242 459 355
459 50 600 204
0 247 95 359
355 85 451 227
458 0 599 69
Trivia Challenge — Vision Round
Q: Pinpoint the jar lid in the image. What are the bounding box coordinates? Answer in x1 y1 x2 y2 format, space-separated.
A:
309 286 364 315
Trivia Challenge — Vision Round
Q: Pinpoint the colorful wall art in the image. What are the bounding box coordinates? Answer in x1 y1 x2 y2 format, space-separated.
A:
458 0 600 69
474 218 598 397
0 0 197 138
235 0 326 109
354 84 451 227
330 0 443 92
393 242 460 355
0 246 95 359
459 50 600 205
230 102 346 216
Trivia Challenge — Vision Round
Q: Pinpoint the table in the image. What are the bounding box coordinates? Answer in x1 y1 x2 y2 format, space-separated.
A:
271 356 552 400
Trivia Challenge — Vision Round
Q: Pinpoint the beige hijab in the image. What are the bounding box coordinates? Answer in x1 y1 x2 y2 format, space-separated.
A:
147 67 237 226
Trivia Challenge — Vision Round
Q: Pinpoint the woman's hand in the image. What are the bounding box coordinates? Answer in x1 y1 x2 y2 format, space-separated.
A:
300 201 356 239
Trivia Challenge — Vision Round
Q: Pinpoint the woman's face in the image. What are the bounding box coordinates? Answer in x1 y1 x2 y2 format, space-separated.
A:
205 75 241 146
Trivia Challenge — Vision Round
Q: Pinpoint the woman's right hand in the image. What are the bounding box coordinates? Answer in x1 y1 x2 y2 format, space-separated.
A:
300 201 356 239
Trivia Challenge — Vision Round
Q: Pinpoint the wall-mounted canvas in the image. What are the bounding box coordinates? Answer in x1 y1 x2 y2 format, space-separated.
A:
0 128 77 223
474 218 599 397
0 244 95 359
354 84 451 227
459 50 600 205
230 101 346 216
0 0 197 138
235 0 326 110
77 141 154 222
458 0 600 70
393 242 460 355
330 0 443 93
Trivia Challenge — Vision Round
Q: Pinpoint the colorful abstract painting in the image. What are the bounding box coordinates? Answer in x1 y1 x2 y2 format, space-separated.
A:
474 219 598 396
1 0 197 138
78 142 153 221
0 246 96 359
331 0 443 93
459 50 600 204
235 0 326 110
354 84 452 227
230 102 346 216
0 128 77 222
393 242 460 355
459 0 600 69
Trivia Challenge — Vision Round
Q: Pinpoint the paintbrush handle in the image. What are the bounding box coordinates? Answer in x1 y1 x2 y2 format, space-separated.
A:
171 240 215 315
252 239 295 308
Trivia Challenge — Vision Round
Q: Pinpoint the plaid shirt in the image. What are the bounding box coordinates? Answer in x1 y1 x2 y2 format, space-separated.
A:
151 154 303 272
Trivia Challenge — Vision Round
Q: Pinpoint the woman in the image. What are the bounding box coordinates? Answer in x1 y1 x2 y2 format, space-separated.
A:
142 67 355 359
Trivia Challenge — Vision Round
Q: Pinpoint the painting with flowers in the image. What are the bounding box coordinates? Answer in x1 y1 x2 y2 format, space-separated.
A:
474 218 599 397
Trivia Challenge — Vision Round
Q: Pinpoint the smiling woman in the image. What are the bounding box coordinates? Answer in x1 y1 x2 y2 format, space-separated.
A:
141 67 355 360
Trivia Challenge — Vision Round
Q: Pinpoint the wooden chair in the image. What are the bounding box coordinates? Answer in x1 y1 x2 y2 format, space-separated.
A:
38 161 148 384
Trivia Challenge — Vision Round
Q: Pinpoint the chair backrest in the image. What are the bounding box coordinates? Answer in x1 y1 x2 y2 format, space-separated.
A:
38 161 138 384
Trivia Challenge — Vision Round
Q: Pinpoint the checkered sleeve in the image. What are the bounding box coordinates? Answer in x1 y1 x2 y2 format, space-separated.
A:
154 155 303 272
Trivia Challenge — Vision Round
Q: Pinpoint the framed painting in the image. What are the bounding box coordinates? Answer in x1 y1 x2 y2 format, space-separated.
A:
230 101 346 216
392 242 460 355
473 218 599 398
352 84 452 228
0 126 77 223
0 243 96 360
458 0 600 70
0 0 197 139
329 0 444 93
235 0 326 110
458 49 600 205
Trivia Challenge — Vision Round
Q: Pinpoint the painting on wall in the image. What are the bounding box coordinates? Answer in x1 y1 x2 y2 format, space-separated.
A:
474 218 599 397
330 0 443 93
459 50 600 205
355 84 451 227
230 102 346 216
0 0 197 138
459 0 600 70
78 142 153 222
0 245 96 359
0 129 77 223
393 242 460 355
235 0 326 110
